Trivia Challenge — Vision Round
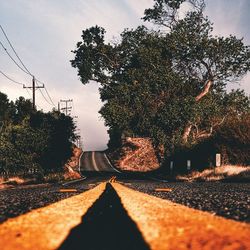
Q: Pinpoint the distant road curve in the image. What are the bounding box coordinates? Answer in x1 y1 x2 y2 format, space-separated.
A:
80 151 120 173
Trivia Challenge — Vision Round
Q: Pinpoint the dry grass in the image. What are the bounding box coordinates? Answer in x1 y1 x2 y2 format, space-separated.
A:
176 165 250 182
0 176 27 189
63 165 81 180
0 147 83 189
110 137 160 172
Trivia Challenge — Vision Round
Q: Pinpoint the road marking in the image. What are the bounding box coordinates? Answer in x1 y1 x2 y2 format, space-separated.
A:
112 183 250 250
0 183 106 250
154 188 172 192
104 153 121 173
109 176 117 183
62 177 86 186
78 150 84 175
59 189 78 192
1 183 249 250
91 151 99 171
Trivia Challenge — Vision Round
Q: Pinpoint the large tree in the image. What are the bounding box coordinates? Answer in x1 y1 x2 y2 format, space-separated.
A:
71 0 250 155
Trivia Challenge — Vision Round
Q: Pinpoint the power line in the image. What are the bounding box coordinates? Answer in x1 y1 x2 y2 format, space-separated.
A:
0 25 33 76
24 88 32 98
38 88 54 106
23 76 44 110
0 69 23 85
24 84 43 110
35 79 55 107
60 99 73 115
0 40 30 76
0 25 57 111
44 86 56 106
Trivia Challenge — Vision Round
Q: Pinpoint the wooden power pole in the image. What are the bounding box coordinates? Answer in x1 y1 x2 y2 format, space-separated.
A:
60 99 73 115
23 76 44 110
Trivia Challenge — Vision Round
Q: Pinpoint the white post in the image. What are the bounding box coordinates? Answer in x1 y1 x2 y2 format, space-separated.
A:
170 161 174 173
216 153 221 167
187 160 191 171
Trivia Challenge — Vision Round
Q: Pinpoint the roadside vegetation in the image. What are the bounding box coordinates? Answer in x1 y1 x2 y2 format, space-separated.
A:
176 165 250 182
72 0 250 171
0 91 77 183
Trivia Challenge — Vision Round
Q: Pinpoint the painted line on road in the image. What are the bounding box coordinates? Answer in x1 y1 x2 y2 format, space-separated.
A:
62 177 87 186
78 151 84 175
112 183 250 250
0 183 106 250
104 153 121 173
91 151 99 171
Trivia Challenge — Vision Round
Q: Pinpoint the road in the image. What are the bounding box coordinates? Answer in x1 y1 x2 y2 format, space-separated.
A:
0 151 249 249
1 182 249 250
80 151 120 173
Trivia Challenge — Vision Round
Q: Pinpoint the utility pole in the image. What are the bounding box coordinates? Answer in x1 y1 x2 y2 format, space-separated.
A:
23 76 44 110
60 99 73 115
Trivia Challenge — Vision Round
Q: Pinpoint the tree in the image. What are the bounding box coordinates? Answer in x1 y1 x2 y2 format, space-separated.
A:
71 0 250 159
143 0 205 29
13 96 34 124
0 92 77 174
29 111 76 170
164 11 249 142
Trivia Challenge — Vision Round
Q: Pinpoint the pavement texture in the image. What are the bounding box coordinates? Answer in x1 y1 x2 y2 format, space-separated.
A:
113 183 250 250
0 183 106 250
0 177 106 223
119 180 250 223
0 181 249 250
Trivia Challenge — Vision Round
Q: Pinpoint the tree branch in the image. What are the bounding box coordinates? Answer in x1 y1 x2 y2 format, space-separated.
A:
195 79 212 102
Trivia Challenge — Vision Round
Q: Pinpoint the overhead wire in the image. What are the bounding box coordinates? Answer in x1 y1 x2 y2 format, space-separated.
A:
36 78 55 106
0 69 24 85
0 24 56 108
0 25 33 76
24 88 32 98
37 87 54 106
0 40 31 76
44 86 56 106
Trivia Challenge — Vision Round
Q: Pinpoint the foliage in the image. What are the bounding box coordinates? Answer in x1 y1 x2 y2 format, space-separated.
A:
71 0 250 165
168 114 250 173
213 115 250 165
0 92 76 175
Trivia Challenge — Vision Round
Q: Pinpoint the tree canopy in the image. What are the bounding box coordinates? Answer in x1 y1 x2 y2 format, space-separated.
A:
71 0 250 160
0 92 76 175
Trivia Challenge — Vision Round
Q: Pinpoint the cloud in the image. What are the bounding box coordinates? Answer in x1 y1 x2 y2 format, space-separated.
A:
0 0 249 150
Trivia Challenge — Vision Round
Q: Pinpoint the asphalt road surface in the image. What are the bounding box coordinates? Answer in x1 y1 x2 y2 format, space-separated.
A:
121 180 250 223
80 151 120 173
0 151 249 224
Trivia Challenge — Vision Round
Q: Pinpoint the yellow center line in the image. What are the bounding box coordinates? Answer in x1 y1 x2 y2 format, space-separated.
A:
1 182 249 250
112 183 250 250
0 183 106 250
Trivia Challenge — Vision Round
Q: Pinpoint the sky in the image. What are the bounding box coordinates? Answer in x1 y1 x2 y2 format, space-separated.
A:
0 0 249 151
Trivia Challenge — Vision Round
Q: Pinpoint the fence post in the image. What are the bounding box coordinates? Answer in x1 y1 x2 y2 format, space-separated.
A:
170 161 174 174
187 160 191 171
216 153 221 167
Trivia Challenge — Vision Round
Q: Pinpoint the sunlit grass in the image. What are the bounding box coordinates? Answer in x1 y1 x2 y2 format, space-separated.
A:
177 165 250 182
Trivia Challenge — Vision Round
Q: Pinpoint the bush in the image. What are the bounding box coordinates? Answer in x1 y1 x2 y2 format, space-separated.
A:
163 115 250 174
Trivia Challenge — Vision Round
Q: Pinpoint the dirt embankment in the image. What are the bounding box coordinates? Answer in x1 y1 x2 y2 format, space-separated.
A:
63 146 82 179
109 137 160 172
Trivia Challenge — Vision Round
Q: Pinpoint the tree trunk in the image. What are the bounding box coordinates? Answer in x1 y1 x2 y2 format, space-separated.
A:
182 79 213 143
195 80 212 102
182 124 192 143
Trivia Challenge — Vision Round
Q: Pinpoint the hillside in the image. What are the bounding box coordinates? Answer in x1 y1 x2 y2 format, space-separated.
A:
109 137 160 172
